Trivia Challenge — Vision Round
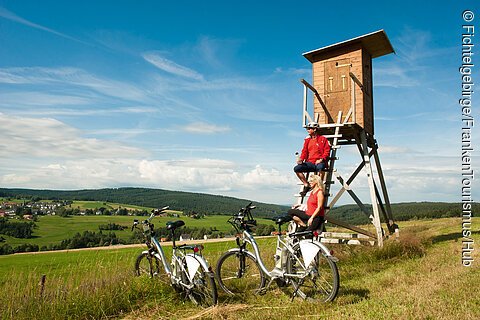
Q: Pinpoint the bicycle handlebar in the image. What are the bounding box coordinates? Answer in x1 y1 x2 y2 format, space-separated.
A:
132 206 170 231
229 202 257 232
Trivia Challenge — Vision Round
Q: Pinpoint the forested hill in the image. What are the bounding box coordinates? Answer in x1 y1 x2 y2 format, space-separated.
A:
328 202 476 225
0 187 474 222
0 187 289 217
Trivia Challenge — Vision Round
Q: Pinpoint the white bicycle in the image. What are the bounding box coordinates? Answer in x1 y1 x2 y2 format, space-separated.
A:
132 206 217 306
215 202 339 302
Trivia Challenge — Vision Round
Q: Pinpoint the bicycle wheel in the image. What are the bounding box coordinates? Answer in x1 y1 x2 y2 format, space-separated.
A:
135 252 160 277
216 249 265 295
181 256 217 306
135 252 172 287
286 242 339 302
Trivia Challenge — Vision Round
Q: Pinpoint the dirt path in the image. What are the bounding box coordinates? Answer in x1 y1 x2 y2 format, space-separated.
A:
16 236 274 255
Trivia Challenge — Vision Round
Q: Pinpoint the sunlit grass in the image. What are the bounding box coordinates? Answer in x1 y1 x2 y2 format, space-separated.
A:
0 217 478 319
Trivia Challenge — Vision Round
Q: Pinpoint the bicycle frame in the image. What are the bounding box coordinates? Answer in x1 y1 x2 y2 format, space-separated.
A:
143 235 211 288
240 228 333 280
217 203 339 302
135 212 209 287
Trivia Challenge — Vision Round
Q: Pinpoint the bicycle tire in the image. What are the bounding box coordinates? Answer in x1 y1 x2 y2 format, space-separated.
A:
134 252 160 277
286 242 339 302
136 252 172 287
181 257 218 306
215 249 265 295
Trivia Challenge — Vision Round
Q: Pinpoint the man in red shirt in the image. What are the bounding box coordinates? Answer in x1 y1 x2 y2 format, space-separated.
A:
294 121 330 196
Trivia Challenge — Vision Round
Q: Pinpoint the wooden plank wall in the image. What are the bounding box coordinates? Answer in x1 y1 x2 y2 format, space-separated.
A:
310 44 374 135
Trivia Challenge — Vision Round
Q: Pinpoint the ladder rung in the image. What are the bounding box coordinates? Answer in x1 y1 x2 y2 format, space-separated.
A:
324 181 335 184
324 134 343 138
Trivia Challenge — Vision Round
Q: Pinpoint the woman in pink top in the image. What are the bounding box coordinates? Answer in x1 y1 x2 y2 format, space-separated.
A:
288 174 325 231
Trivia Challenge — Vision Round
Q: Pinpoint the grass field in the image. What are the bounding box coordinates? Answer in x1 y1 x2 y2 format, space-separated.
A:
68 200 154 211
3 213 276 247
0 217 478 319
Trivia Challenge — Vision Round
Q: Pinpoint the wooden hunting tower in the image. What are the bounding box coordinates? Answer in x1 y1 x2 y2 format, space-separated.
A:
296 30 398 247
301 30 394 136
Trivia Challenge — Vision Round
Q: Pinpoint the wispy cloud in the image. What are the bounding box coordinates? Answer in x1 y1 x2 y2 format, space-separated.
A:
10 106 158 117
378 145 416 154
274 67 311 75
0 92 93 107
0 6 89 45
0 66 148 102
374 28 453 88
183 122 230 134
142 52 204 80
195 36 245 70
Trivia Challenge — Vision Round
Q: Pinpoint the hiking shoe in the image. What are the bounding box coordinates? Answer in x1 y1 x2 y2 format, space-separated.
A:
299 185 311 196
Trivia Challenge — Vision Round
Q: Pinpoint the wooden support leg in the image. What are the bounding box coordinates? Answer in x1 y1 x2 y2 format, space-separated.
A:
372 143 396 234
359 130 384 247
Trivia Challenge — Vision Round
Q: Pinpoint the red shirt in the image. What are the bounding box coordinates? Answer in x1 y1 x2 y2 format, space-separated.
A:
306 189 325 217
300 134 330 163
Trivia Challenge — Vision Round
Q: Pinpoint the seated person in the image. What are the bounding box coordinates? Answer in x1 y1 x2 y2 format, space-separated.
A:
288 174 325 231
294 121 330 196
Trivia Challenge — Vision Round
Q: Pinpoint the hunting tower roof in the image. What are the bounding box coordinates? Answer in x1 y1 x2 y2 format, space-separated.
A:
303 30 395 62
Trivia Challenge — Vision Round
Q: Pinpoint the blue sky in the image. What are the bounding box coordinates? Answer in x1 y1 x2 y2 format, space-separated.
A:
0 0 477 205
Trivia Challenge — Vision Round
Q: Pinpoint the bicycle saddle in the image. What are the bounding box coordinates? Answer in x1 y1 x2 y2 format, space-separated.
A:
166 220 185 230
273 215 293 225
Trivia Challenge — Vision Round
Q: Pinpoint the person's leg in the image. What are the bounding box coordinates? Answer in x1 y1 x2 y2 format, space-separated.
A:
295 163 316 195
288 209 308 227
314 162 325 174
306 216 324 231
314 162 327 183
294 164 309 186
292 216 306 227
295 171 308 186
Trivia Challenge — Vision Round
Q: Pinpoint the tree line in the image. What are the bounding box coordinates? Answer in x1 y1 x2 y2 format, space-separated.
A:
0 218 35 239
0 222 275 255
328 202 476 225
0 187 289 217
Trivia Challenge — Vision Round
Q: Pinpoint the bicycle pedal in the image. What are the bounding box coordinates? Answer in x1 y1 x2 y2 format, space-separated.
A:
256 287 268 295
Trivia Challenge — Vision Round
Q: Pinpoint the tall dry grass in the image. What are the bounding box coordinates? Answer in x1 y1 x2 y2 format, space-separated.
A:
1 218 478 319
0 256 176 319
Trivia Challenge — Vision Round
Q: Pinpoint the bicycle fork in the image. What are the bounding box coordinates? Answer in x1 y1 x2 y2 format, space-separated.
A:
235 237 247 278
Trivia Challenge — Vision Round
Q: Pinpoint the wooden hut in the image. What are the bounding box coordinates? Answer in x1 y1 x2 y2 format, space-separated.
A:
302 30 394 136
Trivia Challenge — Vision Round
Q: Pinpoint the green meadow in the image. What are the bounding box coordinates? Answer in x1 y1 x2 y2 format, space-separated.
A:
3 205 275 248
0 217 478 319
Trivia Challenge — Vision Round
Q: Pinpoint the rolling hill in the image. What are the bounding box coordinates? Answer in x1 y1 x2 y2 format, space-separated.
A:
0 187 475 223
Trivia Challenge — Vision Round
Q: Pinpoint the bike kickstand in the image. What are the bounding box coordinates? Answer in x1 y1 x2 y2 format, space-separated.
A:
291 279 304 301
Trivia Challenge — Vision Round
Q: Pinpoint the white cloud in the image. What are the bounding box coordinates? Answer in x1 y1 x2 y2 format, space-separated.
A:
0 6 88 45
11 106 158 117
142 52 204 80
0 113 143 159
374 28 454 88
274 67 311 75
0 92 92 107
0 67 147 102
0 155 297 203
378 145 416 154
194 36 245 70
183 122 230 134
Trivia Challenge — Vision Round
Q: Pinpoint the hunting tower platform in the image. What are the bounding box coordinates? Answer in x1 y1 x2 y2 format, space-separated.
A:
297 30 398 247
